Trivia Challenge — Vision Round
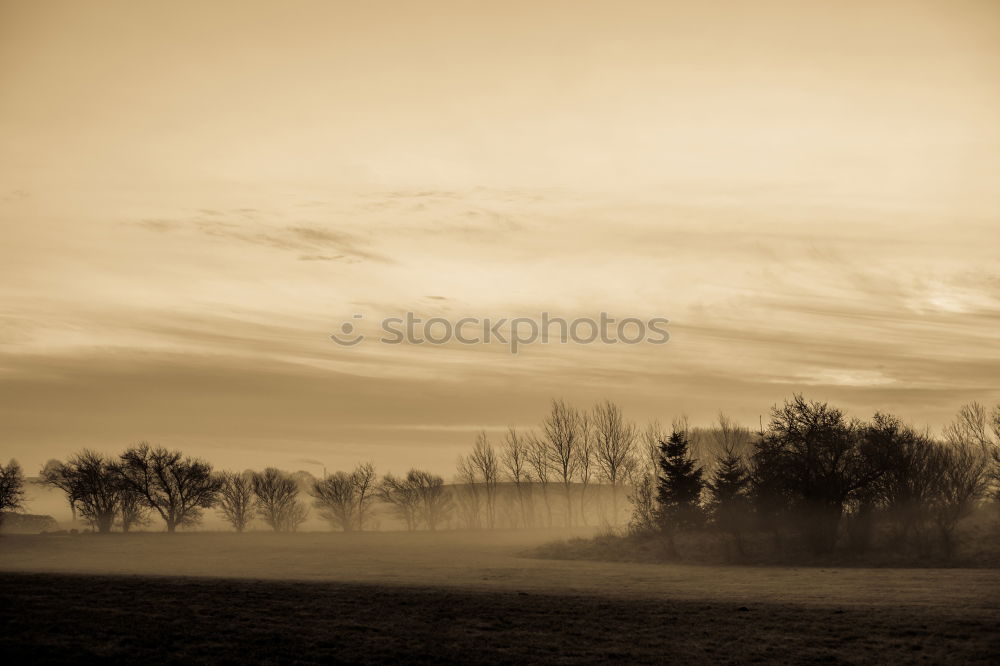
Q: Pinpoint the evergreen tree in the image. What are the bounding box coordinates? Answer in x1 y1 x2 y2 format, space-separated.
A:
707 451 751 557
655 429 704 551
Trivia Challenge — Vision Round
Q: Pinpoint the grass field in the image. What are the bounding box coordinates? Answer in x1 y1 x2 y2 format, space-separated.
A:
2 531 999 663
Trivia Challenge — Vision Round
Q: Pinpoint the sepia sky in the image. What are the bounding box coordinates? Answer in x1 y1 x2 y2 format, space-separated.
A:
2 0 999 475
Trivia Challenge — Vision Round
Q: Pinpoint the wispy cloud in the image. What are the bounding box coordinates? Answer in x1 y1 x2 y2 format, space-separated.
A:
129 210 394 263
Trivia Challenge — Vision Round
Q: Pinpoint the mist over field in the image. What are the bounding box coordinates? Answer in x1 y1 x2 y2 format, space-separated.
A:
3 0 1000 663
2 528 999 663
3 396 999 662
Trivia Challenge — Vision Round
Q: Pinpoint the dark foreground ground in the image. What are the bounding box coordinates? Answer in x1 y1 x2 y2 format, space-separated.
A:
2 571 998 665
3 532 999 663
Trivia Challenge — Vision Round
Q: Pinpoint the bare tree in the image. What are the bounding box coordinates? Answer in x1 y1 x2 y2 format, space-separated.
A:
992 405 1000 442
470 431 499 529
575 412 595 525
409 469 452 530
544 399 581 526
118 484 151 533
626 462 657 534
945 402 1000 504
41 451 120 533
592 400 637 525
711 413 753 461
628 420 668 532
312 463 378 532
312 471 358 531
672 414 701 460
253 467 308 532
217 471 255 532
944 402 993 448
930 441 990 555
992 405 1000 501
0 459 26 529
379 472 421 530
352 462 378 531
526 431 553 526
455 454 482 529
641 420 668 473
501 427 531 527
118 443 220 532
861 415 936 551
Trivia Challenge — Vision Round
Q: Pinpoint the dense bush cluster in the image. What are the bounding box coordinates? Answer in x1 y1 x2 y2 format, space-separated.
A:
629 396 1000 558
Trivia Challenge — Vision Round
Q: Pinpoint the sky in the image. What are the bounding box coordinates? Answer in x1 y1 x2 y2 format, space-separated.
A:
1 0 999 476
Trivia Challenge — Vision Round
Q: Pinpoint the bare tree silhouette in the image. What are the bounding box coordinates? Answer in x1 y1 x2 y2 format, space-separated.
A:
118 483 151 533
501 427 531 528
409 470 452 530
252 467 308 532
40 451 120 533
945 402 1000 505
526 430 553 527
544 399 581 526
312 472 359 531
592 400 637 525
930 442 990 555
379 472 420 530
470 432 499 529
0 459 26 528
872 418 938 550
575 412 594 526
455 454 482 529
118 443 220 533
217 471 255 532
376 470 451 530
352 462 378 530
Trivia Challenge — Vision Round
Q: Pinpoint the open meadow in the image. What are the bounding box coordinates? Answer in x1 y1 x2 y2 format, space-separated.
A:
2 530 998 663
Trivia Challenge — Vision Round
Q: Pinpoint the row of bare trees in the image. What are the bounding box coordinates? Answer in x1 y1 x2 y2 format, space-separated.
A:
453 399 647 530
39 444 219 533
38 445 314 534
32 446 453 533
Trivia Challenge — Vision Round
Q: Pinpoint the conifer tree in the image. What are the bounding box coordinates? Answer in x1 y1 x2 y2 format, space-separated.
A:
707 451 751 557
655 429 704 552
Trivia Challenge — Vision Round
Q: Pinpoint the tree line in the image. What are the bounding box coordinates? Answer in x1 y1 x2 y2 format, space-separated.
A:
1 443 455 534
1 395 998 556
632 396 1000 557
450 399 648 530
